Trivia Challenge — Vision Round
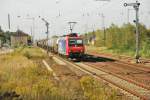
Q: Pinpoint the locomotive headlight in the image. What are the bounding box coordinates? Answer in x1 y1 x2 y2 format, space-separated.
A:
69 50 71 52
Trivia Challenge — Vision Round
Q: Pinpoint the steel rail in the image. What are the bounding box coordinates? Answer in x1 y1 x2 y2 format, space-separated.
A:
85 62 150 90
51 54 150 100
89 52 150 72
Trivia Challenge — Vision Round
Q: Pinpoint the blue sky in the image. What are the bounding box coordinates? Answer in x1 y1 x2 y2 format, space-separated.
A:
0 0 150 40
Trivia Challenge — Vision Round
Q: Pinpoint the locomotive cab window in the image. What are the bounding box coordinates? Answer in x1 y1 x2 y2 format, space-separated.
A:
69 39 83 46
76 40 83 44
69 39 76 45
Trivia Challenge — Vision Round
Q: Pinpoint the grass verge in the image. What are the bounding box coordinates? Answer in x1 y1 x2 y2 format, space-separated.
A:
0 46 124 100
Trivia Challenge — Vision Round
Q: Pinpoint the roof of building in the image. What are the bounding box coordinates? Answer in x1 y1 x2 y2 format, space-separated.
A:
11 30 29 37
0 32 4 37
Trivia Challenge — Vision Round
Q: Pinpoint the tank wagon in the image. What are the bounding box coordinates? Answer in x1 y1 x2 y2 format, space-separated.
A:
37 33 85 59
48 37 59 53
0 40 2 48
37 39 47 49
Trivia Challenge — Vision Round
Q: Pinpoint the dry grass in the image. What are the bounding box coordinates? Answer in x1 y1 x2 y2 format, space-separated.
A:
0 47 122 100
0 47 60 100
86 46 113 54
21 47 47 59
80 76 121 100
86 46 136 58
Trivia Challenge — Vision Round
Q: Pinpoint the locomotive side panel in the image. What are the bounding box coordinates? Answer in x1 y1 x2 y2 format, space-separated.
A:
58 38 67 56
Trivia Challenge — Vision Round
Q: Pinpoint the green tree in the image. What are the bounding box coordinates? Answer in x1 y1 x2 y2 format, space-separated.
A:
85 23 150 58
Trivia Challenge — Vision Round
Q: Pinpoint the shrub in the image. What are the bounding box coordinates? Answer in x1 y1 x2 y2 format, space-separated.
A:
80 76 119 100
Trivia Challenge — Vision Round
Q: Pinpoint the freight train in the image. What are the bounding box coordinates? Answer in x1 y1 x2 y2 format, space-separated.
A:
37 33 85 59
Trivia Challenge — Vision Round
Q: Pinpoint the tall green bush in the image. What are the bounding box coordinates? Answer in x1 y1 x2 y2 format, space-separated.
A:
85 23 150 57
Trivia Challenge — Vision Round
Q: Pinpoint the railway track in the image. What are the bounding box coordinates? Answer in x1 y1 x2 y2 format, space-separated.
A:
117 55 150 64
86 61 150 87
89 52 150 64
83 53 150 89
50 53 150 100
85 62 150 92
85 54 150 85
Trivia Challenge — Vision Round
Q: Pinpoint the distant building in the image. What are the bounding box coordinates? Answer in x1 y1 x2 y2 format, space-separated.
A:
11 30 30 47
84 31 96 46
0 39 2 48
0 32 4 48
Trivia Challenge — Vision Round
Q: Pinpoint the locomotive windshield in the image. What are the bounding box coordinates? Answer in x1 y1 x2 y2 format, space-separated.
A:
69 39 83 46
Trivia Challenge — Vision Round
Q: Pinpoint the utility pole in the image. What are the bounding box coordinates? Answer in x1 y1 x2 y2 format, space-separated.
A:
17 16 21 30
30 27 33 43
41 18 49 54
7 14 11 45
124 1 140 63
95 0 110 46
68 22 77 33
82 13 89 33
127 9 130 23
26 17 35 44
17 16 35 44
8 14 11 30
101 13 106 46
127 9 134 23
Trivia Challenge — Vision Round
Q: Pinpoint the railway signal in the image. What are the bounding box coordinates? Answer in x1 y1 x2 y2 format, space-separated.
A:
124 1 140 63
40 17 50 54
